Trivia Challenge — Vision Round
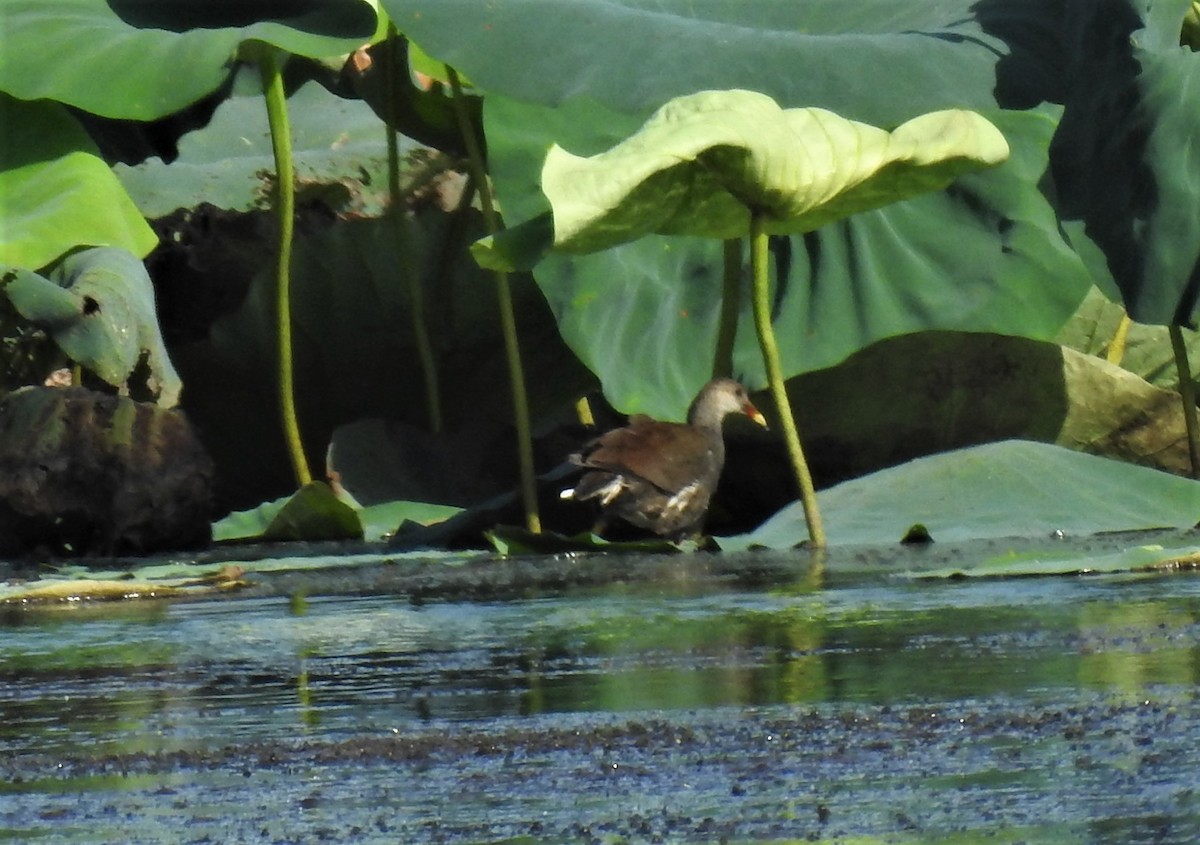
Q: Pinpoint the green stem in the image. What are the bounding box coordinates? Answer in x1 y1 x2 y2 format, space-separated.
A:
259 49 311 487
385 27 442 434
575 395 595 428
1106 312 1132 366
712 238 742 378
749 213 825 547
446 66 541 533
1169 323 1200 479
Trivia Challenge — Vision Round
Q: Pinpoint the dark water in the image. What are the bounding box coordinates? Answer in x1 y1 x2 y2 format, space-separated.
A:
2 552 1200 843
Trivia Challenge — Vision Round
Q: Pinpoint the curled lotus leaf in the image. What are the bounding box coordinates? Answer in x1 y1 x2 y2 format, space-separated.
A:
541 89 1010 253
2 248 181 406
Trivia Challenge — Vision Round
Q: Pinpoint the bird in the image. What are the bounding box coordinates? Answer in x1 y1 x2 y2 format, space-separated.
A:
561 378 767 539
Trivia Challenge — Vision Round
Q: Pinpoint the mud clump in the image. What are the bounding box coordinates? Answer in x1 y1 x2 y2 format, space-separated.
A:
0 386 213 557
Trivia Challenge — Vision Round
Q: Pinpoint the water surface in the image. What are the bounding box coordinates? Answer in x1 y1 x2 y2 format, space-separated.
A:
2 549 1199 843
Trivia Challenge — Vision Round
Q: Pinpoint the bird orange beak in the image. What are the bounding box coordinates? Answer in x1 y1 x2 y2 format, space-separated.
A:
744 402 768 428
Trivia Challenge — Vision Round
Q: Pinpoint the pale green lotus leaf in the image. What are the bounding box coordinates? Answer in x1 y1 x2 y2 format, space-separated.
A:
1 247 181 406
0 94 156 269
542 90 1009 253
718 440 1200 550
0 0 378 121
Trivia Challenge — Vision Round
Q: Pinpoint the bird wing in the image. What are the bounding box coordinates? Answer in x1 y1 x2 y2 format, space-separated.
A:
572 422 719 495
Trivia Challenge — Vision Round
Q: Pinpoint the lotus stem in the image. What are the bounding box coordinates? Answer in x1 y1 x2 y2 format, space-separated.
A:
259 48 311 487
749 213 825 547
1106 311 1132 365
1169 324 1200 478
575 396 595 427
712 238 741 378
446 65 541 533
385 27 442 434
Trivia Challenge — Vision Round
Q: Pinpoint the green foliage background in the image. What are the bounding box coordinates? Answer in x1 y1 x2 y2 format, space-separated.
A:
2 0 1200 542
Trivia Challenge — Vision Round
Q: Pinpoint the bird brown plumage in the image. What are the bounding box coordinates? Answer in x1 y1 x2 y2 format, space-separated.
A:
561 378 766 538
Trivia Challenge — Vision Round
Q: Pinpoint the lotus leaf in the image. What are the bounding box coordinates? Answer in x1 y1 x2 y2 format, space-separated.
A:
115 78 402 219
911 541 1200 580
1051 0 1200 324
541 90 1009 252
388 1 1040 119
217 485 454 545
1 248 181 406
261 481 363 543
396 0 1094 419
0 94 156 269
1056 287 1200 390
720 440 1200 550
0 0 378 120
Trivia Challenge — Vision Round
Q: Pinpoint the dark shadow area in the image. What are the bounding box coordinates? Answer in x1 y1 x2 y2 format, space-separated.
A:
968 0 1070 108
70 76 234 166
107 0 375 37
973 0 1181 322
1042 2 1164 320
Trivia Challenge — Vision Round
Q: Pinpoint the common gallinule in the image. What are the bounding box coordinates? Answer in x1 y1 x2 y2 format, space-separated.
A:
561 378 767 538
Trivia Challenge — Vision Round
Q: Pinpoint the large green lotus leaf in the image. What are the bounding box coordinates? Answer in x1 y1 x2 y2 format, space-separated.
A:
1 247 181 406
719 440 1200 550
761 331 1194 491
390 1 1067 226
542 91 1008 251
716 331 1191 537
0 95 156 268
0 0 377 120
387 2 1091 416
1050 0 1200 324
116 78 404 218
387 1 1059 120
490 102 1092 419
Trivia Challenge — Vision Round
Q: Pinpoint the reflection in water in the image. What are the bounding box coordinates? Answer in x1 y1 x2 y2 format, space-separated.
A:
1076 600 1199 694
2 572 1200 842
2 577 1198 752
